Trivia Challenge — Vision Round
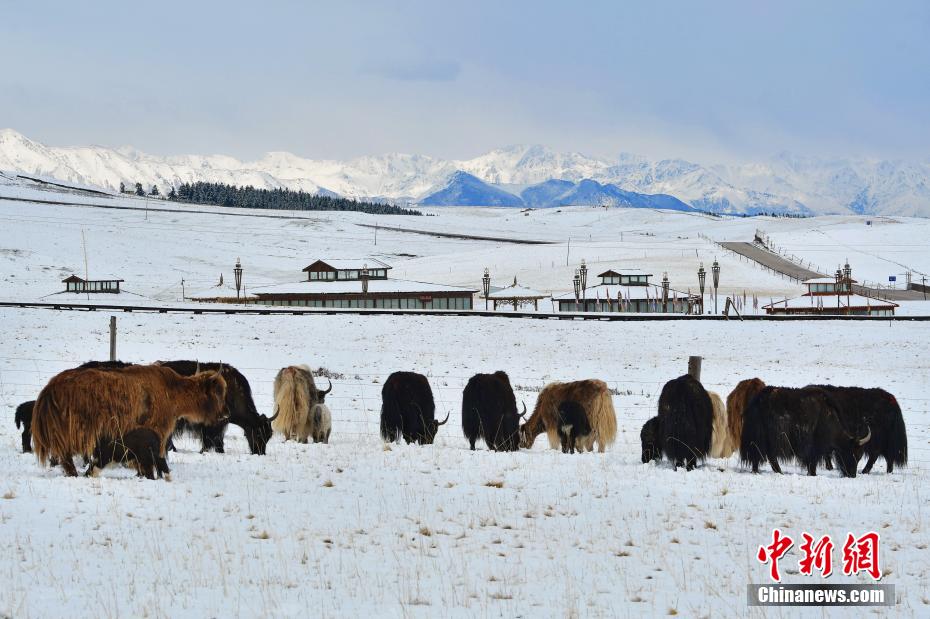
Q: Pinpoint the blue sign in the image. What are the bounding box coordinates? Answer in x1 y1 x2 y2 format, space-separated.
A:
889 276 897 282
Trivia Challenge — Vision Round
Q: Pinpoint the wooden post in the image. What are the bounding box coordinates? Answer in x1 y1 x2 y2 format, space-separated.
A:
688 356 702 381
109 316 117 361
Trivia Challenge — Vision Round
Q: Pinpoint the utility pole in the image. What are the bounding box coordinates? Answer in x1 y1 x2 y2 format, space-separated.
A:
566 238 571 266
688 356 702 381
109 316 117 361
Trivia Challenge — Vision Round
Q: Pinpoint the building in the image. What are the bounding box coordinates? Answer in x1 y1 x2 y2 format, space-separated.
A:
61 275 124 294
484 277 548 311
552 268 700 313
200 259 477 310
763 274 897 316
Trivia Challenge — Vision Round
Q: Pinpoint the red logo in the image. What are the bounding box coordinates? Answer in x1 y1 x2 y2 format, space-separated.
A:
799 533 834 577
757 530 881 582
757 529 794 582
842 532 881 580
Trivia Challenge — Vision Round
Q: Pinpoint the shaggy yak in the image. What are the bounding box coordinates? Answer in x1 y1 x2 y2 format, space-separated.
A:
86 428 171 480
740 386 872 477
812 385 907 474
14 400 35 453
519 379 617 452
640 415 663 463
648 374 714 471
271 365 333 443
32 364 227 477
380 371 448 445
159 360 273 455
461 371 524 452
707 391 736 458
726 378 766 453
556 400 591 454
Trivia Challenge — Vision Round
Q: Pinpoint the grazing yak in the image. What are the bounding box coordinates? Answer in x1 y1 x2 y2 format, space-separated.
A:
556 400 591 454
520 379 617 452
813 385 907 474
640 415 663 463
271 365 333 443
708 391 736 459
159 360 273 455
32 364 227 476
648 374 714 471
86 428 171 480
380 371 449 445
726 378 766 453
740 386 872 477
462 371 524 451
14 400 35 453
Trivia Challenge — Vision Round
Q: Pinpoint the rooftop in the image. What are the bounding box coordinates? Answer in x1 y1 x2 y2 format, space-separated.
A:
302 258 392 272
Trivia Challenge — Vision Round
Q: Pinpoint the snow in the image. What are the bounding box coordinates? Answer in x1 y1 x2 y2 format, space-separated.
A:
1 180 930 616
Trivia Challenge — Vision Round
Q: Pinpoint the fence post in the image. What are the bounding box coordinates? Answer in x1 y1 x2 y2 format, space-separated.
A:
688 356 702 381
109 316 117 361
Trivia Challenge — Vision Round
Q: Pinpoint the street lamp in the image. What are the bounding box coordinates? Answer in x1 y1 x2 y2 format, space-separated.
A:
843 260 852 310
662 272 669 313
573 269 581 311
580 259 588 296
234 257 243 299
835 267 843 312
482 268 491 311
711 259 720 314
697 263 706 314
361 263 370 295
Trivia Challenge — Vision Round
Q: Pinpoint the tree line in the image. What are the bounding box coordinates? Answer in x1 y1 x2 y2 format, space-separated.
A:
164 181 421 216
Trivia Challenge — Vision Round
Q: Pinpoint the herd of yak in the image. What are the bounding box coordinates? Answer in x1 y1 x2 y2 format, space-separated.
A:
11 359 907 481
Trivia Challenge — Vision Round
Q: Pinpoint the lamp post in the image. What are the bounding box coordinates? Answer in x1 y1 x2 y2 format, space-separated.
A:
662 272 669 313
843 260 852 311
361 263 370 296
697 263 706 314
580 259 588 297
573 269 581 311
482 268 491 311
711 259 720 314
835 267 843 312
234 257 243 299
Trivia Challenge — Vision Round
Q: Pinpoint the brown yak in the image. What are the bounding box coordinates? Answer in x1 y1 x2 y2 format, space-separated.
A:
32 364 227 476
726 378 766 452
520 379 617 452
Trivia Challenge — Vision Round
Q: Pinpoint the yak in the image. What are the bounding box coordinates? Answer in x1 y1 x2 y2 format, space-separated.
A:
380 372 449 444
159 360 272 455
653 374 714 471
32 364 227 477
707 391 736 458
726 378 766 453
813 385 907 474
272 365 333 443
14 400 35 453
556 400 591 454
520 379 617 452
85 428 171 480
740 386 872 477
640 415 663 464
462 371 524 452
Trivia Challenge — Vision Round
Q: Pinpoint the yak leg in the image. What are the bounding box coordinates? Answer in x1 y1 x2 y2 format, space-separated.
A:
807 460 818 476
21 427 32 453
469 438 477 451
767 454 782 474
61 455 79 477
751 460 760 474
861 453 879 475
824 454 833 471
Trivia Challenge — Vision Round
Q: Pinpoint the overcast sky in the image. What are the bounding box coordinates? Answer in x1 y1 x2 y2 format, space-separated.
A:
2 1 929 163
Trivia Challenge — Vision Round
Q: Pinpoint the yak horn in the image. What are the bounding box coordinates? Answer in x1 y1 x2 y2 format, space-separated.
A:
436 411 450 426
858 426 872 446
195 360 201 374
519 401 527 419
320 378 333 396
268 408 280 422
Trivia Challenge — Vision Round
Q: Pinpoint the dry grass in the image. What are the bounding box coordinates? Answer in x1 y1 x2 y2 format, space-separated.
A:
484 480 504 488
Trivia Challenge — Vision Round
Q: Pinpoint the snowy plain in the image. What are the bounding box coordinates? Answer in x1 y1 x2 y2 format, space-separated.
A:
1 182 929 617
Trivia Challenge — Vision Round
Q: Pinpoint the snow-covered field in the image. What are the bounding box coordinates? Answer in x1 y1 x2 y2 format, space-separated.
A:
1 182 929 617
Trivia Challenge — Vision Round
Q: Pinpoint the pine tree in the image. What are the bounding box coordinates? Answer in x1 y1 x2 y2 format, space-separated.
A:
119 182 126 193
168 186 177 200
135 182 145 196
150 185 160 196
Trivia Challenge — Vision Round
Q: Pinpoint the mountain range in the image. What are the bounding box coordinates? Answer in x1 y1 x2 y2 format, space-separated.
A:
2 128 929 216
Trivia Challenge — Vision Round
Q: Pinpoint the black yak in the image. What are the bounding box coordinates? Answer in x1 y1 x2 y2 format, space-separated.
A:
380 372 448 445
640 416 663 464
461 371 525 452
85 428 171 480
653 374 714 471
740 386 872 477
813 385 907 474
160 360 273 455
556 400 591 454
15 400 35 453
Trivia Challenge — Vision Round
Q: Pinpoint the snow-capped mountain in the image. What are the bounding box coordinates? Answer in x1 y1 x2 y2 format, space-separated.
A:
2 128 929 216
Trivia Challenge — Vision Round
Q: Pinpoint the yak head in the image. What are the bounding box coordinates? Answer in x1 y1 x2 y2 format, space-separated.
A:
316 378 333 404
640 416 663 464
417 403 449 445
834 426 871 478
190 369 229 425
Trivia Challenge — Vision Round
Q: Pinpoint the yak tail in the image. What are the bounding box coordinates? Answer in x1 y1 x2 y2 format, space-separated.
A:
379 390 402 442
707 392 734 458
739 393 769 470
587 386 617 452
887 396 908 467
31 391 54 467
